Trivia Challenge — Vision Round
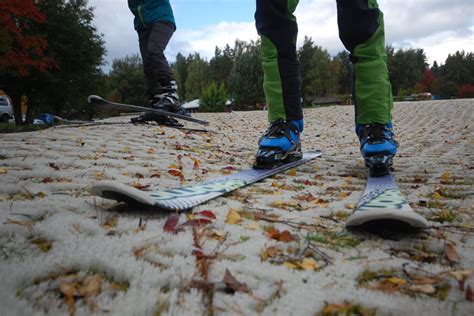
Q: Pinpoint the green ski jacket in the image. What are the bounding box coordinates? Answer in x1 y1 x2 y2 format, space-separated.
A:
128 0 176 30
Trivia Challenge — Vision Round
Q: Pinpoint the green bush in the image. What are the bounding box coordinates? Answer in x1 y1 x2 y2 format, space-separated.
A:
200 82 228 112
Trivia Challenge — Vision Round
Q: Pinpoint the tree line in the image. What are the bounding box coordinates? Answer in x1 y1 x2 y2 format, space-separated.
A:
1 0 473 124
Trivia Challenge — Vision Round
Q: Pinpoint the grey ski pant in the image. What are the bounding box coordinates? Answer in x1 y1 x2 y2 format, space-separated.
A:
138 21 175 98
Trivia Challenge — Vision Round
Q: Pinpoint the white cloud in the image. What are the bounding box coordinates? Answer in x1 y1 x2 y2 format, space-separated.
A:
89 0 473 71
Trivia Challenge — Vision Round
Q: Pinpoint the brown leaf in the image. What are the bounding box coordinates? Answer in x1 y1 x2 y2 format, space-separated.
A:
131 182 151 190
42 177 54 183
223 269 250 294
225 209 241 224
78 275 102 297
278 230 295 242
294 192 317 202
59 282 77 316
467 285 473 302
168 169 185 182
445 241 460 263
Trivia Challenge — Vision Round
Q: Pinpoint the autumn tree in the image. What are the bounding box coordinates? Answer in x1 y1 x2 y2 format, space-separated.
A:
0 0 56 124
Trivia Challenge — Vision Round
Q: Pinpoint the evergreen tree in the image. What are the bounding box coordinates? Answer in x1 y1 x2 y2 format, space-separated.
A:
185 53 207 100
108 54 146 106
228 40 264 110
200 82 227 112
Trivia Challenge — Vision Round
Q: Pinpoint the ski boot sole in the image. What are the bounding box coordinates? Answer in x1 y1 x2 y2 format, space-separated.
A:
254 144 303 169
364 154 393 177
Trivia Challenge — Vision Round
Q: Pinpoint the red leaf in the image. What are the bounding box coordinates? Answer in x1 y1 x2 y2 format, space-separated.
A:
163 213 179 233
467 285 473 302
195 210 216 219
222 166 236 171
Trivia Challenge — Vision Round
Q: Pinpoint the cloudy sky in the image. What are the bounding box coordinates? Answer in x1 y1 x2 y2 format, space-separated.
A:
89 0 473 72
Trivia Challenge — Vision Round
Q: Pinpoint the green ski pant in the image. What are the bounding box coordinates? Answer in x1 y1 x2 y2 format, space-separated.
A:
255 0 393 125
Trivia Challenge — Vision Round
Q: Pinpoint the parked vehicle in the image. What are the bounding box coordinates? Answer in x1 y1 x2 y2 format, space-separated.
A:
0 96 14 122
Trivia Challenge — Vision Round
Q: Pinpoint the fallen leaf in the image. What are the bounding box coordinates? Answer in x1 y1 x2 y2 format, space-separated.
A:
164 213 180 233
440 172 451 184
445 241 460 263
338 191 351 199
245 222 260 230
181 218 212 227
467 285 473 302
300 258 319 271
223 269 251 294
288 169 297 176
431 192 443 200
283 261 299 269
386 277 407 286
195 210 216 219
42 177 54 183
78 275 102 297
226 209 242 225
209 229 226 241
168 169 185 182
193 159 200 170
260 246 280 261
407 284 436 295
131 182 151 190
0 168 7 174
59 282 77 316
278 230 295 243
294 192 317 202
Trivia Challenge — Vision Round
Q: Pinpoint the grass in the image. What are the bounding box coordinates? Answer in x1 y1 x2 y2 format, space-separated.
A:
0 122 50 134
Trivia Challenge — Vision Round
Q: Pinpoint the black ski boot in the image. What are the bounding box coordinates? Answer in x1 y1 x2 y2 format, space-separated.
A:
254 119 303 169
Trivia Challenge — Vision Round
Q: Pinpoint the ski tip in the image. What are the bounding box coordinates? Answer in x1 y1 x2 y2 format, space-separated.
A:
87 95 103 103
345 209 429 230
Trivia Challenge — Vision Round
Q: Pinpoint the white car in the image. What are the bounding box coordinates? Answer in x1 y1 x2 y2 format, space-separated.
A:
0 96 14 122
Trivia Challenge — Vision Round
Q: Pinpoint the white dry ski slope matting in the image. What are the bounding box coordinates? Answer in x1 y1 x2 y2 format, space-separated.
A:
0 100 473 315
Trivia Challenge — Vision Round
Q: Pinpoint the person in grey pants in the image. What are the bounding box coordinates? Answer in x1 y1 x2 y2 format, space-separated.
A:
128 0 181 116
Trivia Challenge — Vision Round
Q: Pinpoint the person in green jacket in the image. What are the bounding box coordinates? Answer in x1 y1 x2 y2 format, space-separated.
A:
128 0 182 121
254 0 397 176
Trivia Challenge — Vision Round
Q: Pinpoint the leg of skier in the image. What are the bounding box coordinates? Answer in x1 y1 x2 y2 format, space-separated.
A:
337 0 398 176
137 22 182 124
254 0 304 168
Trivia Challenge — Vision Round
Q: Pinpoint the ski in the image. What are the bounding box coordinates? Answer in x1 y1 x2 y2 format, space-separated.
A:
54 120 210 133
88 95 209 126
346 173 428 228
91 150 321 211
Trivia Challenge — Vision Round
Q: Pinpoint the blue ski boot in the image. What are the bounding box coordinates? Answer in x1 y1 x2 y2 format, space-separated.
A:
254 119 303 169
356 123 398 176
